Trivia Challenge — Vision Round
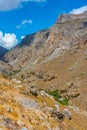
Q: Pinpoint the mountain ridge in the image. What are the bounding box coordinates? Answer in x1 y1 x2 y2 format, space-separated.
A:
4 12 87 68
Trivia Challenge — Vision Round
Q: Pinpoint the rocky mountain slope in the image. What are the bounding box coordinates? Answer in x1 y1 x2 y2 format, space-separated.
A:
0 12 87 129
0 74 87 130
0 46 8 61
5 12 87 68
0 60 12 74
0 46 11 74
4 12 87 109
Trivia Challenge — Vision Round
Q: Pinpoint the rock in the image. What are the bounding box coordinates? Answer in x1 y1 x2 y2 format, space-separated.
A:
30 88 38 97
62 109 72 120
51 111 65 121
68 82 74 88
17 97 38 109
21 127 28 130
12 78 21 84
68 66 74 71
54 104 60 112
40 90 46 96
17 120 23 125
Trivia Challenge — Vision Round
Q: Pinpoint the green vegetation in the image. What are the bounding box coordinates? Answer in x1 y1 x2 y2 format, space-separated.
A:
58 98 69 105
46 89 69 105
47 90 61 99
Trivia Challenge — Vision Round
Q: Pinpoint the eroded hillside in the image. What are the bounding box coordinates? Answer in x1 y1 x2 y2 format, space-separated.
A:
0 74 87 130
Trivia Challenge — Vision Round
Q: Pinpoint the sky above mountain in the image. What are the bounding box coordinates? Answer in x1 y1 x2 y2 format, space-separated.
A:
0 0 87 49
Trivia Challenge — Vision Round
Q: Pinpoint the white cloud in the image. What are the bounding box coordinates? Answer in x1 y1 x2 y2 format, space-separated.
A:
0 31 18 49
16 19 32 28
0 0 47 11
21 35 25 39
70 6 87 14
22 19 32 25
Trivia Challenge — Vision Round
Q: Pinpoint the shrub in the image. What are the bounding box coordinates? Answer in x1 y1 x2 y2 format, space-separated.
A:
58 98 69 105
46 89 69 105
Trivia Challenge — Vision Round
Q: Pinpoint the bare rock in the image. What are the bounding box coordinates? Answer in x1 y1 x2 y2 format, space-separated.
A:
30 87 38 97
62 109 72 120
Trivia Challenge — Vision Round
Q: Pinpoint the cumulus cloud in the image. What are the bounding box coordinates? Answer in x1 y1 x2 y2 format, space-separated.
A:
16 19 32 28
0 0 47 11
0 31 18 50
70 6 87 14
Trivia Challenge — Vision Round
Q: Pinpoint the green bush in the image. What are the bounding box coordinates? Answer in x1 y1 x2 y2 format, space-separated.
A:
46 89 69 105
58 98 69 105
47 90 61 98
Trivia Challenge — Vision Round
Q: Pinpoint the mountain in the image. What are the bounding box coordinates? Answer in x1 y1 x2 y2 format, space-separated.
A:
2 12 87 129
0 46 8 61
5 12 87 68
0 46 12 74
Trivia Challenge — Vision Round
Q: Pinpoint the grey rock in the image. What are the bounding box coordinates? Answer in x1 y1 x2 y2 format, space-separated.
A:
62 109 72 120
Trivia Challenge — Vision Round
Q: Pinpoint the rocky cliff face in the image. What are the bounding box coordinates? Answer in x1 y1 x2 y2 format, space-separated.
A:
57 11 87 23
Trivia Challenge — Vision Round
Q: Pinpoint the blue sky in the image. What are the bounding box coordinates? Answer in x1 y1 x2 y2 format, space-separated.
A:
0 0 87 49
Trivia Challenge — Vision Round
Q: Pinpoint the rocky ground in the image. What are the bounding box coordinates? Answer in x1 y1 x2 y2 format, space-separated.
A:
0 74 87 130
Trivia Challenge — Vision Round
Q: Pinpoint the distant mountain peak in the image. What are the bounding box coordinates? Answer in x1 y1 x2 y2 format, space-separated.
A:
84 10 87 14
0 46 8 61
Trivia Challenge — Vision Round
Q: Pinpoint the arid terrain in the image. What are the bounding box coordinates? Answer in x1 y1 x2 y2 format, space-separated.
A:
0 12 87 130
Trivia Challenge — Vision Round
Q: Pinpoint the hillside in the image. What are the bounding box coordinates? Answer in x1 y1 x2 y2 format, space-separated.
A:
0 46 8 61
1 12 87 129
0 74 87 130
0 46 12 74
0 60 12 74
4 12 87 109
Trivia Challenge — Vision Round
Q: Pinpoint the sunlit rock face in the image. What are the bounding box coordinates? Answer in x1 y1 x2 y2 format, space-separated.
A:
5 12 87 68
